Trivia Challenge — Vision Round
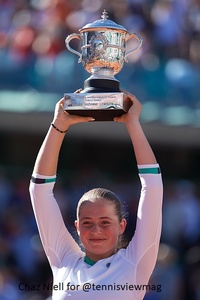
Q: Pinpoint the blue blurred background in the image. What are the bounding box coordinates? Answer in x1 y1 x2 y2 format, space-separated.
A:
0 0 200 299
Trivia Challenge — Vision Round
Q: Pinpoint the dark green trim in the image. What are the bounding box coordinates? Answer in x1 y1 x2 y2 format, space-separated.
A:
31 176 56 184
45 178 56 183
138 167 160 174
84 256 96 266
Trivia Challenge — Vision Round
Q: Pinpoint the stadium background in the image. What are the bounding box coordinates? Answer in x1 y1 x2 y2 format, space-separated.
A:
0 0 200 299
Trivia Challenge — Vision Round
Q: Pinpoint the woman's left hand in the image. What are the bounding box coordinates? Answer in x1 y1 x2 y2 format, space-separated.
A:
114 91 142 126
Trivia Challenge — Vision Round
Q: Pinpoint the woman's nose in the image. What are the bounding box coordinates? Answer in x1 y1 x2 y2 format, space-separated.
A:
91 224 101 234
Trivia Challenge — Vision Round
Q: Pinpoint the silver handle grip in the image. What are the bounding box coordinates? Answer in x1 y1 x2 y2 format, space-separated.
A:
125 32 143 62
65 33 82 62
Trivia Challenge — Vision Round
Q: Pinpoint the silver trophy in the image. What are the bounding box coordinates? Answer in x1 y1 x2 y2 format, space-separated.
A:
64 10 143 121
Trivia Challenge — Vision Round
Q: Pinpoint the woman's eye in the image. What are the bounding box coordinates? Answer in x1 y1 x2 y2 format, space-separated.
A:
101 221 110 225
82 222 92 226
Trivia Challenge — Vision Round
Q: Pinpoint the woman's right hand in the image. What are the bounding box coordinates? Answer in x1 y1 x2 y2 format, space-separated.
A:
52 96 95 132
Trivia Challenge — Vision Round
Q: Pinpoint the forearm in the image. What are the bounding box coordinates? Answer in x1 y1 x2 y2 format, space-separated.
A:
126 120 157 165
33 124 66 176
114 91 157 165
32 97 95 176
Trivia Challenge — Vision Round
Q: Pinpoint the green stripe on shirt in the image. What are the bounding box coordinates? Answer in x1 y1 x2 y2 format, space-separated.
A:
45 178 56 183
138 167 160 174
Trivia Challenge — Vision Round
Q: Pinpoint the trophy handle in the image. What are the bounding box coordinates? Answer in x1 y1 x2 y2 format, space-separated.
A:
124 33 143 62
65 33 82 63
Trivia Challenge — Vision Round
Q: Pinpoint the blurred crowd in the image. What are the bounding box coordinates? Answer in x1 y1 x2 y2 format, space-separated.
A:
1 0 200 62
0 165 200 300
0 0 200 101
1 0 200 299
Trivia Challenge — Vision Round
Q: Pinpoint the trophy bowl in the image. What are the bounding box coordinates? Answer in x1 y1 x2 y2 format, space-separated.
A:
64 10 143 121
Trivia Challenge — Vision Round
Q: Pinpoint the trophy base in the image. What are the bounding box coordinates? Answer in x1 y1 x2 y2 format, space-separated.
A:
64 108 126 121
64 92 131 121
64 78 132 121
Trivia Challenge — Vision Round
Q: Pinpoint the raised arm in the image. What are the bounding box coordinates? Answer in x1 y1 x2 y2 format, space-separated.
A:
115 92 163 288
30 98 94 267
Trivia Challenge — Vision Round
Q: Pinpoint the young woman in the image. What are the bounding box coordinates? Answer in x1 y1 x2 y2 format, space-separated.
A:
29 91 163 300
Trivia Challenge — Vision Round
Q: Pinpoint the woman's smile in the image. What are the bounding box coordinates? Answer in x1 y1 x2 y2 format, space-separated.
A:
89 238 107 243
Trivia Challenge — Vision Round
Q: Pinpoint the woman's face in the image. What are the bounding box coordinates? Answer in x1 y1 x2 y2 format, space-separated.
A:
75 199 126 261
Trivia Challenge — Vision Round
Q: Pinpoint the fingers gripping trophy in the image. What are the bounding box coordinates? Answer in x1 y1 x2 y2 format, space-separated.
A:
64 10 143 121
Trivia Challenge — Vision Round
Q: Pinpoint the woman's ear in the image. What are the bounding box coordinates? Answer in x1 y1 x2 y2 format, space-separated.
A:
119 218 127 234
74 220 80 234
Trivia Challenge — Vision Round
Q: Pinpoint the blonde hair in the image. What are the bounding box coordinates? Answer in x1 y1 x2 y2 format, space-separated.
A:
76 188 123 221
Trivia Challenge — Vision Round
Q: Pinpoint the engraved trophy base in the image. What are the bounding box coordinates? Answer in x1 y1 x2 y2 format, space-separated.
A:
64 78 132 121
